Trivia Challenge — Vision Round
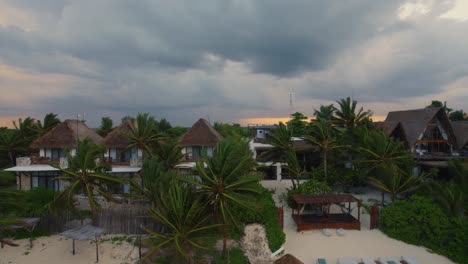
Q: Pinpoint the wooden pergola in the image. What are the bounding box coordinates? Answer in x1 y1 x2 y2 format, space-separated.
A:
292 194 361 232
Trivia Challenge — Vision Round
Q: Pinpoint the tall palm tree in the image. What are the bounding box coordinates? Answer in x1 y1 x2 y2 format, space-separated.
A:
333 97 372 128
179 138 260 255
304 120 341 180
313 104 335 121
51 139 123 213
13 117 38 142
143 183 223 263
0 129 27 165
124 113 162 160
35 113 61 135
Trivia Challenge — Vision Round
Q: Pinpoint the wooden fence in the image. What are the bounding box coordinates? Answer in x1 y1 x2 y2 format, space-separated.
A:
95 205 163 234
38 205 162 235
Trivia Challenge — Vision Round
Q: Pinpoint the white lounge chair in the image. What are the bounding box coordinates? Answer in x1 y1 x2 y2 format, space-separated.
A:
378 257 400 264
401 256 419 264
337 257 359 264
361 257 375 264
322 228 333 237
336 228 346 236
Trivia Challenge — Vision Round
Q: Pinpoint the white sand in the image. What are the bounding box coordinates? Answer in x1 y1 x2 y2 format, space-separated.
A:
261 180 456 264
0 235 138 264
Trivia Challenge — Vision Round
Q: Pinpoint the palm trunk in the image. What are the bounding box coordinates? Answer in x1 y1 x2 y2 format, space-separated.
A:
8 152 15 166
323 151 327 181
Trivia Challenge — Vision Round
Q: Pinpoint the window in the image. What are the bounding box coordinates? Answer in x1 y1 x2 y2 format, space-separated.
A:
116 148 132 162
192 146 202 160
31 171 59 191
51 148 65 161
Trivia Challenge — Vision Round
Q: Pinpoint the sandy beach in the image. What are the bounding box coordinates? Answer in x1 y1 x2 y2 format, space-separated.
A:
264 180 456 264
0 235 138 264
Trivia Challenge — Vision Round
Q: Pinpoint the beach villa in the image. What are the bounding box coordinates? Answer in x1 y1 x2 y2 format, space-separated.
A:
451 120 468 155
101 121 142 194
5 120 103 191
377 107 458 155
178 118 222 161
5 119 141 194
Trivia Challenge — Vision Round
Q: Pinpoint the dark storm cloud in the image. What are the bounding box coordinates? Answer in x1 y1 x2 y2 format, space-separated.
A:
0 0 467 125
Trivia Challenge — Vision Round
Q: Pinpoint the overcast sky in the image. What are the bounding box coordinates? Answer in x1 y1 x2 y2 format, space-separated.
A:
0 0 467 127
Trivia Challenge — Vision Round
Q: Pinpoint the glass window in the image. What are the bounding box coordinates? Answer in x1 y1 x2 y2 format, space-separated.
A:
51 148 65 160
31 171 59 191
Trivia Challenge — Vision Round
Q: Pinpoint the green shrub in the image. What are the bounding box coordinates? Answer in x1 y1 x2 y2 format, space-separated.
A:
0 171 16 187
284 179 331 209
380 196 468 263
230 186 286 252
18 188 56 217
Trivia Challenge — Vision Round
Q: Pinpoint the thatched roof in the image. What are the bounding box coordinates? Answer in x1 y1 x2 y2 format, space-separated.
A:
102 121 132 148
451 121 468 149
179 118 222 147
31 119 103 149
374 121 400 136
384 107 457 147
274 254 304 264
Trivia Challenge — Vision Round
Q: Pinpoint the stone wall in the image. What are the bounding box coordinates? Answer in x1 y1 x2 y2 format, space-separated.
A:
18 172 31 190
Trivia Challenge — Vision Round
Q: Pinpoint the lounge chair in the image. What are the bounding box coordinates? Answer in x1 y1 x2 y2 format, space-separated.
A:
336 228 346 236
322 228 333 236
401 256 419 264
337 257 359 264
317 258 327 264
361 257 376 264
377 257 400 264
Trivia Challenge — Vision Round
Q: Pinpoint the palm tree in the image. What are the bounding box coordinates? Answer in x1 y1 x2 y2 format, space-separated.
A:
259 123 294 161
355 128 411 175
258 123 301 188
426 100 453 114
179 138 260 255
96 117 113 137
0 129 27 165
143 183 223 263
313 104 335 121
51 139 123 213
304 120 341 180
153 138 184 170
427 160 467 216
333 97 372 128
129 159 175 207
368 167 423 202
13 117 38 142
124 113 162 160
35 113 61 135
427 181 464 216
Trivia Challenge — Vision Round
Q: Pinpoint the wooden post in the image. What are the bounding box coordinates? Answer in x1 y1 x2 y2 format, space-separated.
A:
138 234 142 261
95 237 99 263
72 239 75 255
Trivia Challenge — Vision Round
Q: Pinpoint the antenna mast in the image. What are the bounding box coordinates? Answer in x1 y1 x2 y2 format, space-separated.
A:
289 88 293 108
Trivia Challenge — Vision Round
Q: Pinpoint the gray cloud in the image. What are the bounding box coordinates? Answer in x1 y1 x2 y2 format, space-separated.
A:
0 0 467 125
